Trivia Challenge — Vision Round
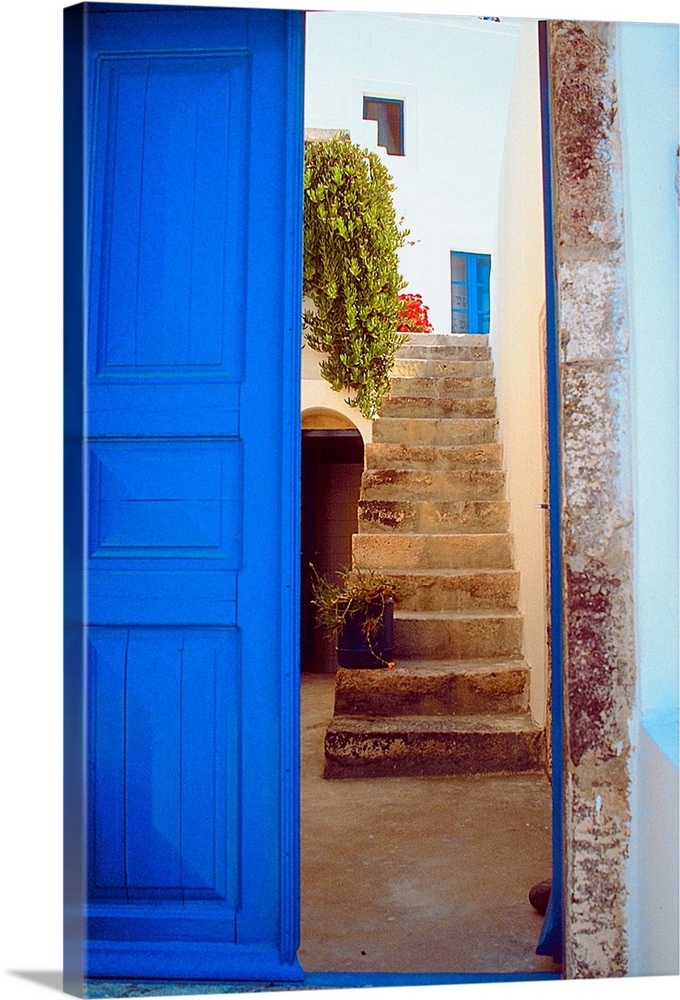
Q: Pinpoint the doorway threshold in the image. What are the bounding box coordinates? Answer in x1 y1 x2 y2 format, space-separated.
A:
85 970 561 996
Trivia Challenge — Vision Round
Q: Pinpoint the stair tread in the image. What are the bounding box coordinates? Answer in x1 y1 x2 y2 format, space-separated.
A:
395 608 522 620
366 442 502 465
396 347 492 358
362 470 504 484
368 440 500 450
345 657 528 674
385 567 518 577
377 411 496 417
327 712 541 734
358 530 512 538
399 334 489 343
382 396 495 404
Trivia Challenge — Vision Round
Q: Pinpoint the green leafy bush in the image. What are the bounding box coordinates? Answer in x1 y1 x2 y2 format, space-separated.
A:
303 136 410 419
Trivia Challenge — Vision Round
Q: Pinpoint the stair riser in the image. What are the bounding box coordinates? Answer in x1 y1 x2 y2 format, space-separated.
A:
388 376 495 399
373 417 498 446
353 532 513 568
365 442 503 471
393 571 519 612
361 469 505 502
391 359 494 378
395 616 523 659
403 333 490 348
334 667 530 717
396 345 491 361
324 729 545 778
380 397 496 419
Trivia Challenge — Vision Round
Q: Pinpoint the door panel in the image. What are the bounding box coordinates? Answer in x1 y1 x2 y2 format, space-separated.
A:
65 2 304 981
88 628 237 908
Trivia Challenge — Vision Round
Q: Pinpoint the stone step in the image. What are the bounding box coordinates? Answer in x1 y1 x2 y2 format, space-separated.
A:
352 532 513 571
324 712 544 778
353 531 513 568
373 416 499 446
361 468 506 502
365 441 503 472
391 358 494 378
404 333 490 348
389 568 519 611
379 396 496 420
333 659 530 717
357 498 511 539
388 376 496 399
394 609 523 660
396 344 491 361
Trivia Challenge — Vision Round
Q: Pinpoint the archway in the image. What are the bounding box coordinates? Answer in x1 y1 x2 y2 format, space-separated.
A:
301 409 364 673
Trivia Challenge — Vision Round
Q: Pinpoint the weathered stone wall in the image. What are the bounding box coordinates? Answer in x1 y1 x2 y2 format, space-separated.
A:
549 21 636 978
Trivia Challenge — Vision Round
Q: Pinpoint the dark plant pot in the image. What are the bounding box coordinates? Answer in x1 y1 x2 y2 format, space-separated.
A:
336 599 394 669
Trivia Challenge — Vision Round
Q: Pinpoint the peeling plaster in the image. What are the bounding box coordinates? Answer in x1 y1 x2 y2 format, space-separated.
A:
550 20 637 979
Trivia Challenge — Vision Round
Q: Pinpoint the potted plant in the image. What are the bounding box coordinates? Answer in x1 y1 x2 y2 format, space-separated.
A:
309 565 411 669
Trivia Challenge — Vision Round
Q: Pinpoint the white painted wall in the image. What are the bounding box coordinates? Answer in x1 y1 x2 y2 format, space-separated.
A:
617 19 679 977
489 21 548 727
301 333 374 442
303 11 520 335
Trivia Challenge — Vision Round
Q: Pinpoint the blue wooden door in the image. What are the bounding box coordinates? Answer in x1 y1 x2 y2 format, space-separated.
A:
65 1 304 981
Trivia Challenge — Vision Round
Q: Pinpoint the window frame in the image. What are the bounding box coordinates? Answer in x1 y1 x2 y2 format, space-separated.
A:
362 95 405 156
450 250 491 334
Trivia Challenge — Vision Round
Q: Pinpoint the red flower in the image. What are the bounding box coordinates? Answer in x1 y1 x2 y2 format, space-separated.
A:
397 293 433 332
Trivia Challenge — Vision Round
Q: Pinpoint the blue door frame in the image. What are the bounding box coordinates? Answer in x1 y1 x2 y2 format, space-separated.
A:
536 19 564 966
65 5 564 988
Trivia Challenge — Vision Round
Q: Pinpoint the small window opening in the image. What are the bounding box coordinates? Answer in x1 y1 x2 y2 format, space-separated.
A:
450 251 491 333
363 97 404 156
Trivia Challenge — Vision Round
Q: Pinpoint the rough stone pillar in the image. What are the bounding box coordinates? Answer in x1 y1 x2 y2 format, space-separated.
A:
549 21 636 977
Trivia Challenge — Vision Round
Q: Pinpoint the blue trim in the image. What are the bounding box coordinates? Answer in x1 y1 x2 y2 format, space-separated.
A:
305 972 562 987
64 7 88 995
84 971 562 995
279 8 306 969
536 20 564 966
450 251 491 334
85 944 305 983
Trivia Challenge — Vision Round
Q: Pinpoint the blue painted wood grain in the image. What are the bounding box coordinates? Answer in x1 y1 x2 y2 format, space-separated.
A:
73 1 304 981
89 629 238 906
92 54 247 378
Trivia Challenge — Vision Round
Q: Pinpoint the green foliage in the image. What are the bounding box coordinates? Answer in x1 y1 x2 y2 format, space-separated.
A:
303 136 410 419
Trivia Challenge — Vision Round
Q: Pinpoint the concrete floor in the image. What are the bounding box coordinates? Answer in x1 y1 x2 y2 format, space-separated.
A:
299 673 561 976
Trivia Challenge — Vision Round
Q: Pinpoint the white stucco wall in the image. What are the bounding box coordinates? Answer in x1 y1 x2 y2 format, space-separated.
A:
489 21 549 727
303 11 520 336
301 336 374 442
617 19 680 977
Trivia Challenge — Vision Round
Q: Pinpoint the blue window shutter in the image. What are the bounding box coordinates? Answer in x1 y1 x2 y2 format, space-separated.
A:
450 251 491 334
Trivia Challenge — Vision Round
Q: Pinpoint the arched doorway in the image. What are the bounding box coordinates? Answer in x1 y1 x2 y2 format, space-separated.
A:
301 409 364 673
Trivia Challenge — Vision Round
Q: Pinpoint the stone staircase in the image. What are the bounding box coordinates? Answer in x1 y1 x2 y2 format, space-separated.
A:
324 333 545 778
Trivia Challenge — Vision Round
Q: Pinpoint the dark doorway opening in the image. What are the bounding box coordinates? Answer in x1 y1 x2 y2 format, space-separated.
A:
301 429 364 673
